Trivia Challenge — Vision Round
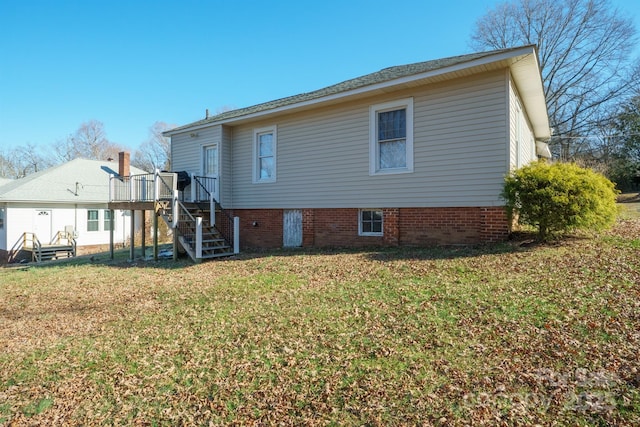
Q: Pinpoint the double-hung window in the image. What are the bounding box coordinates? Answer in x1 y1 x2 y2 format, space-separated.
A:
370 98 414 175
103 210 112 231
203 144 219 176
87 210 99 232
253 126 277 183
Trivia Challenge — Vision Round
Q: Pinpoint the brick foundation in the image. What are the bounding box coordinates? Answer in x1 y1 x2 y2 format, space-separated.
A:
232 206 509 249
236 209 284 249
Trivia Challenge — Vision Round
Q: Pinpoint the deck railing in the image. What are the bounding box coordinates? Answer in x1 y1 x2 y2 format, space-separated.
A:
176 201 203 259
108 171 239 260
109 170 177 202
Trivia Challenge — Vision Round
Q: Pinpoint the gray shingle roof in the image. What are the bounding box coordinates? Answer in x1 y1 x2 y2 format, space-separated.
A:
0 177 12 188
168 46 529 133
0 158 147 203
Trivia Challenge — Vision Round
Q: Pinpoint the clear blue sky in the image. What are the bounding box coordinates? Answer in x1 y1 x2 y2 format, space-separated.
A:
1 0 639 155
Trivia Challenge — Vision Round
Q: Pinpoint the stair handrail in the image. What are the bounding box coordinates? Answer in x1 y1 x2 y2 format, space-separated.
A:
8 232 27 263
193 175 237 253
175 200 203 261
51 230 77 257
192 176 217 226
19 232 42 262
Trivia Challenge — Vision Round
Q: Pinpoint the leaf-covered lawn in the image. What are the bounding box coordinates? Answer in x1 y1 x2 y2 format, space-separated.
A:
1 219 639 425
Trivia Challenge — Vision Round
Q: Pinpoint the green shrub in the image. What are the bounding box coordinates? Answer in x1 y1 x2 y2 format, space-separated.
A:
502 161 619 240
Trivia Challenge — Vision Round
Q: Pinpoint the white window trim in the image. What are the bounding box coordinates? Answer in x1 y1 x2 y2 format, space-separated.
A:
87 209 100 232
201 142 220 177
103 209 114 232
369 97 414 175
252 125 277 183
358 209 384 237
515 99 523 168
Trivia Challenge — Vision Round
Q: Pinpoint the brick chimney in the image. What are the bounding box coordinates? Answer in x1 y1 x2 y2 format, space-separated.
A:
118 151 130 177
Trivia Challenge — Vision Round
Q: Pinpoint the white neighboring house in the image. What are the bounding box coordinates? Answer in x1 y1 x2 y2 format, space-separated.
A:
0 158 147 263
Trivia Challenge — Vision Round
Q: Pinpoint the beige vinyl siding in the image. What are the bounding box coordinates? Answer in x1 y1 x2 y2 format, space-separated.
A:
509 76 537 169
230 70 510 209
220 125 233 206
509 75 519 169
171 126 222 175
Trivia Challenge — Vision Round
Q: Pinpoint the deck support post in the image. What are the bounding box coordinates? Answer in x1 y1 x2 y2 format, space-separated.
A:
173 227 178 261
153 209 159 261
141 210 146 259
130 209 135 260
109 209 115 260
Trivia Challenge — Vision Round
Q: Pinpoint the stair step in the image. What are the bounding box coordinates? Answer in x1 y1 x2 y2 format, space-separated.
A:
202 238 226 243
203 244 230 251
200 251 235 259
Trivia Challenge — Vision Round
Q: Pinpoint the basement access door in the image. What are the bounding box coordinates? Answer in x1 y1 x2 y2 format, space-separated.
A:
283 209 302 247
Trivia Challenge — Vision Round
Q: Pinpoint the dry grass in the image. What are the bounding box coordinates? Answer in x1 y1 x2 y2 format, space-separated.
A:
1 218 639 425
618 192 640 219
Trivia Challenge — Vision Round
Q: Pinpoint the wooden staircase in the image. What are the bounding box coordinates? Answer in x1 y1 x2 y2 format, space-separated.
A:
156 199 236 262
34 244 76 262
9 231 77 263
178 203 234 260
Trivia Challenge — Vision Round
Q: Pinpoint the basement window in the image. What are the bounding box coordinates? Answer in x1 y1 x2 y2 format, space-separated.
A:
359 209 383 236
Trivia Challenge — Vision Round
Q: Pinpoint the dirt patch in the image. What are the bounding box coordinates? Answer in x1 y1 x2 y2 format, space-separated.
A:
618 192 640 203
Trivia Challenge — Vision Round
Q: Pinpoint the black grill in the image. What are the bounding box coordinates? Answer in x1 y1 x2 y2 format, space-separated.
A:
175 171 191 191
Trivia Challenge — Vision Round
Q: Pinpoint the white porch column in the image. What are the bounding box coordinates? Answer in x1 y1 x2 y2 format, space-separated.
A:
154 169 160 201
233 216 240 254
196 217 203 259
171 190 179 229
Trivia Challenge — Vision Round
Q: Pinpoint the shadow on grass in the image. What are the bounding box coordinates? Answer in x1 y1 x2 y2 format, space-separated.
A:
7 231 559 271
617 192 640 203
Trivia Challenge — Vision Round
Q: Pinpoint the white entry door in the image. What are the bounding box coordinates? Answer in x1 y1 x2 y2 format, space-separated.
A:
283 209 302 247
34 210 52 243
202 144 220 200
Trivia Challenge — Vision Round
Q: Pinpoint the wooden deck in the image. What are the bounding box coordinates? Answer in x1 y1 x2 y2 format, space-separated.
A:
25 244 76 262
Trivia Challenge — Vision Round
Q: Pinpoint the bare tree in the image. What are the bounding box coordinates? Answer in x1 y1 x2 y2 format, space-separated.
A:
54 120 125 162
132 121 174 172
0 149 13 178
0 144 54 178
470 0 638 160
